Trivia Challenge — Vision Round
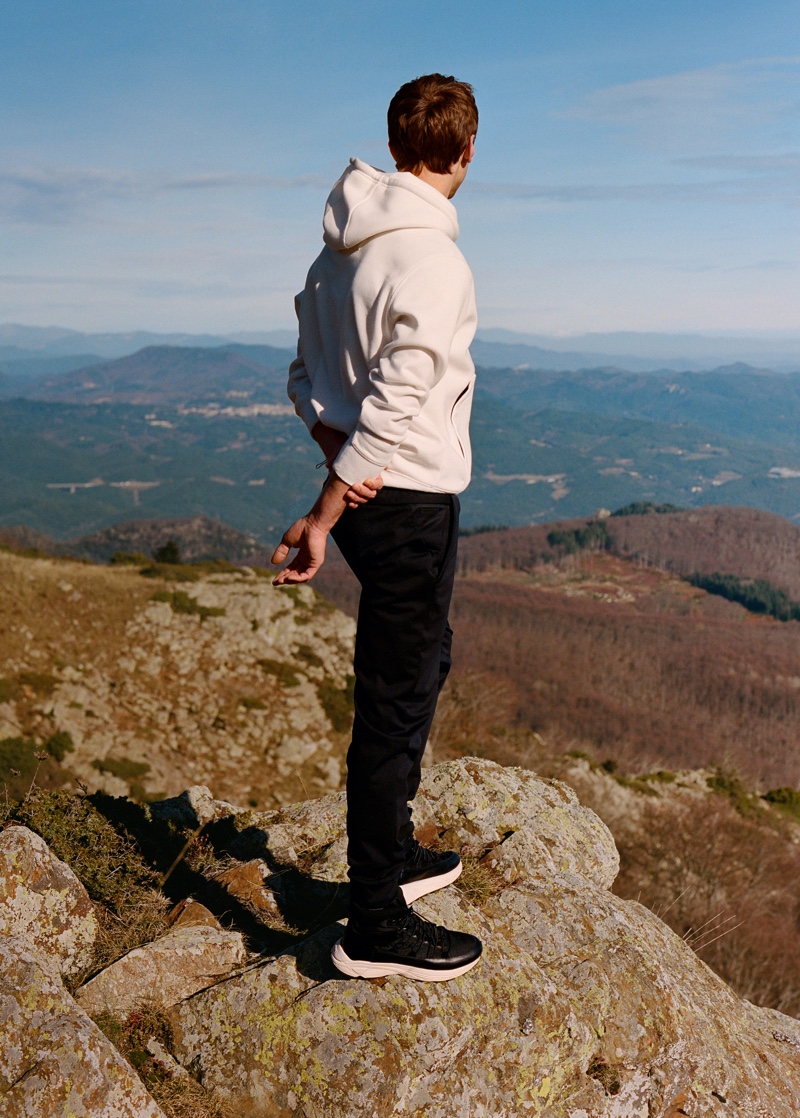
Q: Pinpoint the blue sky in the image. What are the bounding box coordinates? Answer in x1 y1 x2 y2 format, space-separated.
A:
1 0 799 336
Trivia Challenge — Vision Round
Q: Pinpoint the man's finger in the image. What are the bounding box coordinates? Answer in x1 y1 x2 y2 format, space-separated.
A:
273 567 311 585
271 543 290 565
347 480 382 500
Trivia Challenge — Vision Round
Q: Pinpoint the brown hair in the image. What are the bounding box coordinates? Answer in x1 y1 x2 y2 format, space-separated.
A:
387 73 478 174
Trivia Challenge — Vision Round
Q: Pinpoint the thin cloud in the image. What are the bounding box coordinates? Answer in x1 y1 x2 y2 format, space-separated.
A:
566 56 800 148
0 165 328 224
675 153 800 171
466 177 800 207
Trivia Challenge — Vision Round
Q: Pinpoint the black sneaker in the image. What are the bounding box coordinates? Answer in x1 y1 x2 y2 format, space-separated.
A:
399 840 462 904
332 906 482 981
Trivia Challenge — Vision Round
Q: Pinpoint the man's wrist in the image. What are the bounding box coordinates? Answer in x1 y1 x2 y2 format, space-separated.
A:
308 473 350 532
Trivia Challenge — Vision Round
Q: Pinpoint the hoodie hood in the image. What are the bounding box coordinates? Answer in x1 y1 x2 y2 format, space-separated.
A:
322 158 459 251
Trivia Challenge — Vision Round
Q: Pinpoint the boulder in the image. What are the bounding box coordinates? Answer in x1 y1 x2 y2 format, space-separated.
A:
212 858 282 918
76 922 247 1018
167 897 223 930
410 758 619 888
167 758 800 1117
0 824 96 979
0 935 164 1117
149 784 242 830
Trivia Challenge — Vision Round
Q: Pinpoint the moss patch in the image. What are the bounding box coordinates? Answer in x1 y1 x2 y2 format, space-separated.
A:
317 674 355 734
239 696 267 710
763 786 800 821
257 657 300 688
150 589 226 620
294 643 324 670
17 669 58 696
640 769 677 784
110 551 150 566
707 767 762 817
93 756 152 782
44 729 74 762
93 1005 233 1118
12 787 161 914
10 787 170 982
0 736 41 803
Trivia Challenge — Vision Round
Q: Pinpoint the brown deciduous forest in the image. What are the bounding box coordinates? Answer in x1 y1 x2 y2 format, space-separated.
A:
315 507 800 1014
317 508 800 788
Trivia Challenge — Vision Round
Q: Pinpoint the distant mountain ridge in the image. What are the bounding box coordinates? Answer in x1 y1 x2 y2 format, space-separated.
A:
27 344 296 405
0 324 297 357
3 323 799 374
11 339 800 449
3 329 800 540
475 363 800 447
477 327 800 372
0 515 262 563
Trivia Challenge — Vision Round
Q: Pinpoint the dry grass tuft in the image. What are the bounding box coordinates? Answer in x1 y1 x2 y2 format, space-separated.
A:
149 1075 236 1118
454 854 505 906
612 791 800 1017
87 891 171 984
11 786 170 986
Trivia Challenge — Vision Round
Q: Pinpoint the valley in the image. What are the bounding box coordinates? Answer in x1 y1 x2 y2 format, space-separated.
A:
1 335 800 542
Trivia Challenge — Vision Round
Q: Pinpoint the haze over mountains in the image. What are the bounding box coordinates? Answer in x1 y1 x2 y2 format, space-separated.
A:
3 322 800 375
474 328 800 373
2 324 800 540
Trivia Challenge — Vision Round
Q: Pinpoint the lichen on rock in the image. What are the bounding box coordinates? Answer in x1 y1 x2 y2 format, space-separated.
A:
76 922 248 1019
0 935 165 1117
167 757 800 1116
0 823 97 979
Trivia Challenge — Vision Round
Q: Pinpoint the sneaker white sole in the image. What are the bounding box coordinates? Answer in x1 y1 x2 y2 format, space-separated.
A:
331 940 481 982
399 860 462 904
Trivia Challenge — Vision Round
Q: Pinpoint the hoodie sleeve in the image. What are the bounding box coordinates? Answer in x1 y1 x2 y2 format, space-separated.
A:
286 290 320 433
332 254 474 485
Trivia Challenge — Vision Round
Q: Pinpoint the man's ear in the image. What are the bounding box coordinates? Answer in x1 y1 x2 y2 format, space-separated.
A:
463 135 476 165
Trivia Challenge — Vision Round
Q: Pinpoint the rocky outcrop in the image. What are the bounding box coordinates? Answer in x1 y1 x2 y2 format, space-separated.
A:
68 514 263 564
1 552 356 808
168 758 800 1118
0 936 166 1118
0 824 96 979
0 828 167 1116
76 922 247 1018
3 756 800 1116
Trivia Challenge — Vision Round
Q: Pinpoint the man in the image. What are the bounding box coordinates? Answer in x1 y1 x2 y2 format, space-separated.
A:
272 74 482 981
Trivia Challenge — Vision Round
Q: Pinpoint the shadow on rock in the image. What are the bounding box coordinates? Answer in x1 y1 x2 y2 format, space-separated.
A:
88 791 349 954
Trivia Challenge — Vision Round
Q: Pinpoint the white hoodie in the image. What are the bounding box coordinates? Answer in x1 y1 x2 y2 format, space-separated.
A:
287 158 477 493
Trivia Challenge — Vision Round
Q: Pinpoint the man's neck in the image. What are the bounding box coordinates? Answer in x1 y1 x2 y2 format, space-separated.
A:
389 137 474 199
412 164 461 199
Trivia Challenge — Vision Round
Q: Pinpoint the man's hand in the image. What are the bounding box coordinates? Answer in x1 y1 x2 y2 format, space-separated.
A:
311 421 384 507
344 474 384 507
272 471 382 584
271 514 329 584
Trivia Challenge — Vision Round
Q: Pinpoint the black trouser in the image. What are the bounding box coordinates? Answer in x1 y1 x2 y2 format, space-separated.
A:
331 487 459 912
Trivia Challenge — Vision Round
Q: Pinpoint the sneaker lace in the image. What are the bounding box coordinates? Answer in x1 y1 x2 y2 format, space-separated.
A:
406 840 440 872
394 908 450 956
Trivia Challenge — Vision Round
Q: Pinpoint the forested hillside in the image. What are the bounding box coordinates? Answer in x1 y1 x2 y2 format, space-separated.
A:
3 341 800 539
316 506 800 789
